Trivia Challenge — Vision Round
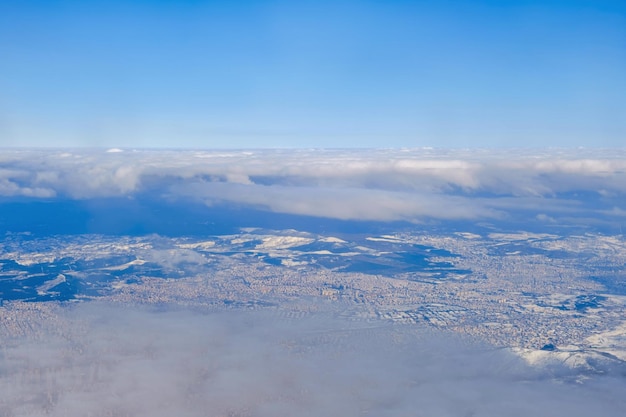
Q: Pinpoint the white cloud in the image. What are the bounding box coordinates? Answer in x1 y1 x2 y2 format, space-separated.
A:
0 148 624 221
175 181 502 221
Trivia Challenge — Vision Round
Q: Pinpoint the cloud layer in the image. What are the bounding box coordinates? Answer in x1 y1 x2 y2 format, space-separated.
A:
1 303 625 417
1 148 625 222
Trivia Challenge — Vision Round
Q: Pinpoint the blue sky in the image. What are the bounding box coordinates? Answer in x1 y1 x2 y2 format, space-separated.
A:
1 0 625 148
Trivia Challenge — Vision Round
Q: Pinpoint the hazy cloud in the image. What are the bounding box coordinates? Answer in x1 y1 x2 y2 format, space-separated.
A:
0 303 624 417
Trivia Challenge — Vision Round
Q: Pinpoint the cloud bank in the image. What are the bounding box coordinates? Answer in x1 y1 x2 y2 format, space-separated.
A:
1 148 625 223
1 303 625 417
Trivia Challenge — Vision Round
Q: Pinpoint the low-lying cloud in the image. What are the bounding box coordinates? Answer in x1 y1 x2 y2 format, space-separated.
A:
1 303 624 417
1 148 625 222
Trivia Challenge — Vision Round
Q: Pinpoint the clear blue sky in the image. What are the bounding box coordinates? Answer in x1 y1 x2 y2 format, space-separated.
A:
1 0 625 148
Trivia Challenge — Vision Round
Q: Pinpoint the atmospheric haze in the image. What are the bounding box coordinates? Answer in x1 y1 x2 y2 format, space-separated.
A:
1 303 626 417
